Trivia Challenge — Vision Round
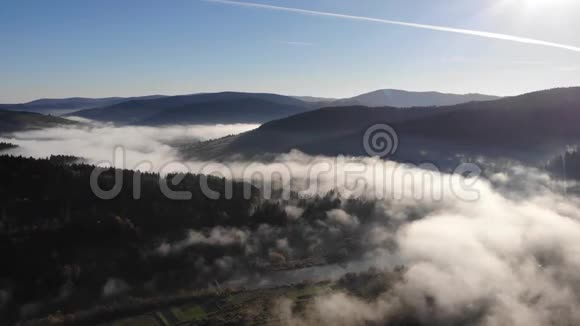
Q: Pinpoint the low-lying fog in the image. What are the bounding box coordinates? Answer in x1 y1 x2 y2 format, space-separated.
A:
3 122 580 325
0 121 259 168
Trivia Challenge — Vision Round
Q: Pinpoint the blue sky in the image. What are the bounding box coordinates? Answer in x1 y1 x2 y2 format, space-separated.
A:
1 0 579 102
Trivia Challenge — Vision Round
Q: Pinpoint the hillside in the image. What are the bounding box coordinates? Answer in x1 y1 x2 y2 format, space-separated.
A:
139 98 310 125
0 110 78 133
390 87 580 145
68 92 315 125
184 88 580 164
0 156 382 324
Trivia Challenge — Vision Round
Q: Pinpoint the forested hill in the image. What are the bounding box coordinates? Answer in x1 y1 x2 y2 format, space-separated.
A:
0 155 369 324
0 155 256 324
0 110 78 133
67 92 314 125
185 87 580 164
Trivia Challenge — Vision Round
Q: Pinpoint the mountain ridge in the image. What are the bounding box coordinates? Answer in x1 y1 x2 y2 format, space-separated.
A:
3 89 501 124
65 89 500 126
0 95 168 115
67 92 316 125
321 89 500 108
183 87 580 165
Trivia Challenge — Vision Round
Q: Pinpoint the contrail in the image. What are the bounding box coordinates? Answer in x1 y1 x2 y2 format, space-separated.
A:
205 0 580 53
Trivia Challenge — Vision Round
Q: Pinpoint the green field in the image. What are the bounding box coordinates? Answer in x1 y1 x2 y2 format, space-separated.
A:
105 282 332 326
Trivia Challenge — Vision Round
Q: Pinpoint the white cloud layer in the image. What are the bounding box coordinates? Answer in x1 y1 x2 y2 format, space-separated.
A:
0 122 258 170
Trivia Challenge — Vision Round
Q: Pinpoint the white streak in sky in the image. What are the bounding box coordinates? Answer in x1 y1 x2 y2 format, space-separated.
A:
206 0 580 53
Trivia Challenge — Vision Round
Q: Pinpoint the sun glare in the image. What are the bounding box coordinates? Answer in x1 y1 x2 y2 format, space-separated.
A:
499 0 574 9
494 0 576 17
521 0 573 9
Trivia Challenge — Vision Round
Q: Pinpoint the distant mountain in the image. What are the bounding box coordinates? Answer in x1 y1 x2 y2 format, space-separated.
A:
68 92 315 125
184 87 580 165
324 89 500 108
139 98 310 125
0 95 167 115
0 110 78 133
292 96 338 103
0 89 499 120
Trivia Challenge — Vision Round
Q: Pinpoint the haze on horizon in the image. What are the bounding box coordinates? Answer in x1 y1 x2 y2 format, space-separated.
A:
2 0 580 103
